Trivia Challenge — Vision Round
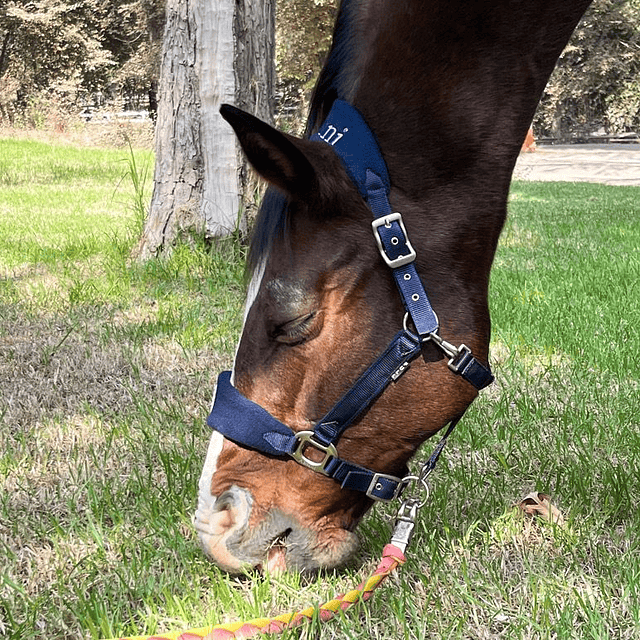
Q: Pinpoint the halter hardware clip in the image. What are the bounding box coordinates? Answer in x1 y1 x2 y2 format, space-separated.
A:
290 431 337 476
390 499 420 553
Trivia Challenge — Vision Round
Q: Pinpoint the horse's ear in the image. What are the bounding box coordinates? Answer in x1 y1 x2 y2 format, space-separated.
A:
220 104 317 196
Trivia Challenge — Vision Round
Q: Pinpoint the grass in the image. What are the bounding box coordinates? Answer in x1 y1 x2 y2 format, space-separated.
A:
0 135 639 640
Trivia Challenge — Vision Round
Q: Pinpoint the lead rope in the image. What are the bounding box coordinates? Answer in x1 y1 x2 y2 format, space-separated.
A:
108 546 405 640
118 545 405 640
108 422 456 640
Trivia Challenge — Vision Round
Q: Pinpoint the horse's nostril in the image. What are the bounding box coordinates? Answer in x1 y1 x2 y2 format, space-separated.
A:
194 485 252 539
211 505 234 533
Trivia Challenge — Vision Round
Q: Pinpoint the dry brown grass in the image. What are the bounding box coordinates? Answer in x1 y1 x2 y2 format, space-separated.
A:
0 119 154 151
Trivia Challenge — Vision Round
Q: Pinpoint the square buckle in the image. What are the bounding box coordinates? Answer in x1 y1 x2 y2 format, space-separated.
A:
365 472 404 502
290 431 337 476
372 212 417 269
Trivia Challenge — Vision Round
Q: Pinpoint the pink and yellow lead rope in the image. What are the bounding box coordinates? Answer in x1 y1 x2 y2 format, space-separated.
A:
110 544 405 640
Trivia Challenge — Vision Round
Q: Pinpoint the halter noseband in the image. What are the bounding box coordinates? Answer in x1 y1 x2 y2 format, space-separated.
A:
207 100 493 502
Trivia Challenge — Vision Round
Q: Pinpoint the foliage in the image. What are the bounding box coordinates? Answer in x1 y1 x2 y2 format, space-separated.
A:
275 0 338 130
2 0 638 136
276 0 337 87
0 0 112 124
0 0 164 126
534 0 640 138
274 0 640 137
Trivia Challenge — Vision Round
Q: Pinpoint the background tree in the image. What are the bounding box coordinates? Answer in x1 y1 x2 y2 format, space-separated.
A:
274 0 337 133
0 0 164 124
534 0 640 138
0 0 114 122
136 0 275 258
101 0 166 118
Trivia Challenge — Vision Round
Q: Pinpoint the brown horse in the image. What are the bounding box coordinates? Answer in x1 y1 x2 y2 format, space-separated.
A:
194 0 593 573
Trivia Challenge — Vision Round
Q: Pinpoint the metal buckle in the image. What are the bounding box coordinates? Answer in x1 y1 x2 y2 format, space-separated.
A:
372 212 417 269
290 431 337 476
365 472 404 502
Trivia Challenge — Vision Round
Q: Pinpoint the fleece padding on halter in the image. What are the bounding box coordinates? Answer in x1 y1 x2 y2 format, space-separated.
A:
309 98 391 199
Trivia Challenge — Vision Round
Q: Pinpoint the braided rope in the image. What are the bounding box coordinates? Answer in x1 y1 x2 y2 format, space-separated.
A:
112 544 406 640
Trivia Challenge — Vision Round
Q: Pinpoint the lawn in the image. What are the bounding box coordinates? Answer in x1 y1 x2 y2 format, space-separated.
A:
1 136 639 640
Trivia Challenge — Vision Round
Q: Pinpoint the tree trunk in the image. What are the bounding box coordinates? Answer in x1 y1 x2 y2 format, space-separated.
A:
234 0 276 219
135 0 274 259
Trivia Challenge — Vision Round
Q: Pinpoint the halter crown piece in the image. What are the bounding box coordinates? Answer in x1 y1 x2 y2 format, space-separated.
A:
207 100 493 502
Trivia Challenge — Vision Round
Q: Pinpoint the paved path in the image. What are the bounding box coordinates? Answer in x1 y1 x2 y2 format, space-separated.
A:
513 143 640 186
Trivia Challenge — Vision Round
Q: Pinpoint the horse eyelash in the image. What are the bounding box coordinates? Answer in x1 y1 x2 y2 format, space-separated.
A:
274 312 317 344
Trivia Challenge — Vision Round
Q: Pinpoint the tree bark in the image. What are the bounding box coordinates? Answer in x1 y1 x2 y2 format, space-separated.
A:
234 0 276 219
136 0 274 259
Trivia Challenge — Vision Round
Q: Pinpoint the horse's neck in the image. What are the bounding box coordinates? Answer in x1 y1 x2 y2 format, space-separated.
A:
338 0 591 192
328 0 592 267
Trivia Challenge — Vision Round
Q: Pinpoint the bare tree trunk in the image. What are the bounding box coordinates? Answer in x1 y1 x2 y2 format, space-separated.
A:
135 0 274 259
234 0 276 219
197 0 239 240
136 0 202 260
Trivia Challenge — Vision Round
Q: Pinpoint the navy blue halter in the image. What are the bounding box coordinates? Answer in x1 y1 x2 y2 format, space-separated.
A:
207 100 493 502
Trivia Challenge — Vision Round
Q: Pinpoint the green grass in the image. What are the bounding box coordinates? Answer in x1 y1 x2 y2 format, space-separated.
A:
1 136 639 640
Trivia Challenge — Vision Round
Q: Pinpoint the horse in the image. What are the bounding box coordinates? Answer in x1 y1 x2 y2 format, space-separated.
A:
193 0 593 574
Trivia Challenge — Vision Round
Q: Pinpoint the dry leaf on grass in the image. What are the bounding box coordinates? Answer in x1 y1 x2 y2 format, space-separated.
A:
516 492 565 525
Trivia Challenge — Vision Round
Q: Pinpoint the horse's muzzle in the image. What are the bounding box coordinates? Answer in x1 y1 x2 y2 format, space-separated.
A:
193 484 358 573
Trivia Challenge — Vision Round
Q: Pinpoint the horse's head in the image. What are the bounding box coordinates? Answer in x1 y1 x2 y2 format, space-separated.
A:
193 105 483 573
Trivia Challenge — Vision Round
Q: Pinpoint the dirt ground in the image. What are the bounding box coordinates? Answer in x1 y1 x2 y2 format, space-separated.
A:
513 143 640 186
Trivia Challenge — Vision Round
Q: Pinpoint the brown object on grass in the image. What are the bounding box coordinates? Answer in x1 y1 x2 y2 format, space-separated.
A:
517 492 564 525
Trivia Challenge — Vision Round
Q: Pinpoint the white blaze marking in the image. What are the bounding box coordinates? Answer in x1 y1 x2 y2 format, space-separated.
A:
195 379 226 525
198 429 224 500
196 258 266 511
231 257 266 385
195 257 267 535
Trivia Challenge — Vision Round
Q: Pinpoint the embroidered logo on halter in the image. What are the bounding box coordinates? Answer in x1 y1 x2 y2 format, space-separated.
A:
311 100 390 200
317 125 348 146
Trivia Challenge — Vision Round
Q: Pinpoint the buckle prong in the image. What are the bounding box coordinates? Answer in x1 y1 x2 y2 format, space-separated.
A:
372 213 417 269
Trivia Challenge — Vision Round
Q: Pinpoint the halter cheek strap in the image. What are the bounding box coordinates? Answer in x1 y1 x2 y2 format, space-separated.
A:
209 328 423 502
206 100 493 502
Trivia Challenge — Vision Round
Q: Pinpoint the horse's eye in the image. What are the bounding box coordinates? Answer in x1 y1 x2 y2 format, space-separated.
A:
274 312 318 345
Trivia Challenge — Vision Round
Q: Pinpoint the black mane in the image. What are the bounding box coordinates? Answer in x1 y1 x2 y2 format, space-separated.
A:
247 0 357 276
246 187 290 276
305 0 359 136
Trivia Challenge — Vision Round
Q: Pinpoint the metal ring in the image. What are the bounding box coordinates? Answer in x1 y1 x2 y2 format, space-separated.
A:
400 474 431 509
402 313 420 340
403 311 440 342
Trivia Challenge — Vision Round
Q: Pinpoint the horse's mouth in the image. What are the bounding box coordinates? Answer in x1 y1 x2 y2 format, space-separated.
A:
193 485 359 573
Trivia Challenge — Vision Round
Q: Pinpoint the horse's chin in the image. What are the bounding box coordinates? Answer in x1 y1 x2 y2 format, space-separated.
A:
193 485 359 574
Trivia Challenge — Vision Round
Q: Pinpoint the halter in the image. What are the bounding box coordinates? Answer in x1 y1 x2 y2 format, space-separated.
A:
207 100 493 502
